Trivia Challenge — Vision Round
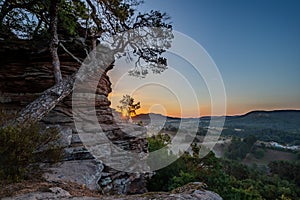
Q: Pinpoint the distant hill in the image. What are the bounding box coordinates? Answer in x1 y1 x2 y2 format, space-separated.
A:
235 109 300 119
220 110 300 145
133 113 180 121
134 110 300 125
223 110 300 132
133 110 300 145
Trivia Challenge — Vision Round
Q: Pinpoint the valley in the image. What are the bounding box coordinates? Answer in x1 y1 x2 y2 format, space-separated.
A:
133 110 300 166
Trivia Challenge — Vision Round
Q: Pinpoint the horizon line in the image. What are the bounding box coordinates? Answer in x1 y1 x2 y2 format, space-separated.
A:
133 109 300 119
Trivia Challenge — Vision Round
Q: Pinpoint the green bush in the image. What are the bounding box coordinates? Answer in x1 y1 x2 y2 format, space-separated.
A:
253 149 265 159
146 134 300 200
225 135 257 160
0 117 62 182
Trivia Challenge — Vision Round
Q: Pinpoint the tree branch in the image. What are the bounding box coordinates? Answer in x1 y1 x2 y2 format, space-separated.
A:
59 42 83 64
49 0 62 83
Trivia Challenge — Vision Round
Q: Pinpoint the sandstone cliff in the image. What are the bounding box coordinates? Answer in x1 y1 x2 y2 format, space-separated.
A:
0 39 148 194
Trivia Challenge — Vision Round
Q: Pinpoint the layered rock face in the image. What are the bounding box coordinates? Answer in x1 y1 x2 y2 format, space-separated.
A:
0 40 148 194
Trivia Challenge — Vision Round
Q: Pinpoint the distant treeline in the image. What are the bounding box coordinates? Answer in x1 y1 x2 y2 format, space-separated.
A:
162 116 300 145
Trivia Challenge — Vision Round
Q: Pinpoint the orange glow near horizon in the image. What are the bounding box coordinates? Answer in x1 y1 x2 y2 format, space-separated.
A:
109 91 300 117
110 91 213 118
107 55 300 118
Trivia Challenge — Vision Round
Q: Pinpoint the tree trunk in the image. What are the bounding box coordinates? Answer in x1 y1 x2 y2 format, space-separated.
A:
13 57 115 125
49 0 62 83
14 74 75 125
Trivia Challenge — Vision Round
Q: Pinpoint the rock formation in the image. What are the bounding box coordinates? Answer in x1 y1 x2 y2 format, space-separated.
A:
1 181 223 200
2 187 223 200
0 40 148 194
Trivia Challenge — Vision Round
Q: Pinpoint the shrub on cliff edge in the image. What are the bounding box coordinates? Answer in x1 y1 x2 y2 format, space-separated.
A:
0 111 63 182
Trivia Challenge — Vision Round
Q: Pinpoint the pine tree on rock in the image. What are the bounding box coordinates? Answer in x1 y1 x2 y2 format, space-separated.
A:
0 0 172 125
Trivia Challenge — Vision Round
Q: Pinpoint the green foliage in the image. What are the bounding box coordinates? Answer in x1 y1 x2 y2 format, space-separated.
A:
0 0 172 78
0 0 85 37
212 111 300 145
253 148 265 159
169 170 195 189
268 160 300 186
225 135 257 160
0 0 51 38
147 133 171 152
58 0 88 36
147 133 182 191
221 159 250 180
0 114 62 182
221 126 300 146
146 134 300 200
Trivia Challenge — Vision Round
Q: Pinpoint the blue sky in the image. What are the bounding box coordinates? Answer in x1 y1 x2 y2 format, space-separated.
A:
109 0 300 117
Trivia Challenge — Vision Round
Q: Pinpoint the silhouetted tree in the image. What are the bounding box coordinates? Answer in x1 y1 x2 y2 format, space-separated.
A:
117 94 140 121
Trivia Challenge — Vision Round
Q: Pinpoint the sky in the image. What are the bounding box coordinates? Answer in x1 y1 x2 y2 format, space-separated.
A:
108 0 300 117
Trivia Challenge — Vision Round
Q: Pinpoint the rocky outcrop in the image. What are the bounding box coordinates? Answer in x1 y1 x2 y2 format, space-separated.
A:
0 40 148 194
2 187 72 200
2 183 223 200
2 190 223 200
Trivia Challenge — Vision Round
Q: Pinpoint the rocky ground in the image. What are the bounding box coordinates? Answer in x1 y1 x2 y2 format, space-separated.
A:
1 181 222 200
